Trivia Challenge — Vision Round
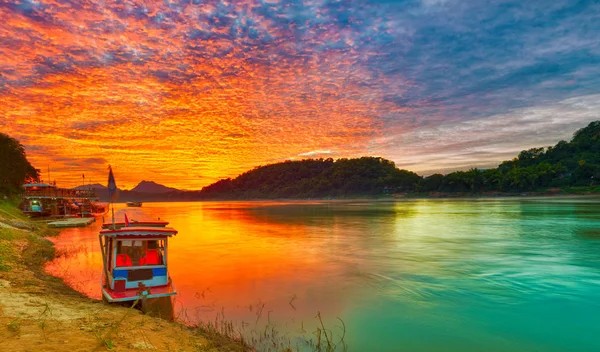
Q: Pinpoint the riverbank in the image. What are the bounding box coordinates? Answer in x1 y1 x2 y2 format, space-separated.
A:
0 201 246 352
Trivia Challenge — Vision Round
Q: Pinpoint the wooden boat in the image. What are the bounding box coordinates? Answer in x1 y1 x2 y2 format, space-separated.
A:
92 202 110 216
126 202 143 207
98 224 177 315
23 198 51 217
22 182 100 218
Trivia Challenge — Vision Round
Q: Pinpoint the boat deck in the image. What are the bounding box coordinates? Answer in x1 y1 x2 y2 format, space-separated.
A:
47 217 95 228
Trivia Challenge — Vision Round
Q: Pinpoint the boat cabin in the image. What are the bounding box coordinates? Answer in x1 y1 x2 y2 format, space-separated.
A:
22 182 100 217
99 226 177 303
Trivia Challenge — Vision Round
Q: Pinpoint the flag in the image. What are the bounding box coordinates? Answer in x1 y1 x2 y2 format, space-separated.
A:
107 165 118 202
124 213 130 227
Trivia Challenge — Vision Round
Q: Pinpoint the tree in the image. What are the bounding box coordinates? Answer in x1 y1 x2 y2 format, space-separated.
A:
420 174 444 192
0 133 39 196
198 157 422 199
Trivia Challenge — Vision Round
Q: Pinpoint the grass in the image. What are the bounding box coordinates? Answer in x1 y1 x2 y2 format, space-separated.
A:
183 302 348 352
0 200 27 219
7 317 21 333
0 239 17 271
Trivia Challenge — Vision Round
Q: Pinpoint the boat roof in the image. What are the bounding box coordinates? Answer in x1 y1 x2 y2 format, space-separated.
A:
100 226 177 237
102 208 168 228
101 220 169 228
23 183 57 188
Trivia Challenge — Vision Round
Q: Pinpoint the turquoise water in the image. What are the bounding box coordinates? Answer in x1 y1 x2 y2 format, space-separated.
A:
47 197 600 351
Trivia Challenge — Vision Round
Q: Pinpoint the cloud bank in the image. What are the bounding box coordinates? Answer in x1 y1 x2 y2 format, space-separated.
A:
1 0 598 188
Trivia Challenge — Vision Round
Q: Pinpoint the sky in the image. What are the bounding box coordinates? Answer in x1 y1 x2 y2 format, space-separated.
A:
1 0 599 190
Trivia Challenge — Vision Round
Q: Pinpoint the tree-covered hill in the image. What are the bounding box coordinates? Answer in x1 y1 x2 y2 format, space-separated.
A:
4 121 600 200
200 121 600 198
200 157 422 199
420 121 600 193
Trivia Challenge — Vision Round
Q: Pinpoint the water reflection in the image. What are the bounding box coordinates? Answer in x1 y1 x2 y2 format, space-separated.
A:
45 198 600 351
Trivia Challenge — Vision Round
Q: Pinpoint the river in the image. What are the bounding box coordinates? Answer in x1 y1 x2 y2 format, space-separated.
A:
45 198 600 351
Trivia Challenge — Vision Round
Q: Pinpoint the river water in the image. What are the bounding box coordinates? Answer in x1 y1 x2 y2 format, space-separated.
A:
45 198 600 351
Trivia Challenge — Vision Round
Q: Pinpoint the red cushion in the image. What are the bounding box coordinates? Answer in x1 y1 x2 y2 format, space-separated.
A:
142 249 160 265
116 254 132 267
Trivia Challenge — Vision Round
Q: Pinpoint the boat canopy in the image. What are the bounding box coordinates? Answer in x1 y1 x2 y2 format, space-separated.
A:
101 220 169 229
23 183 57 188
100 227 177 238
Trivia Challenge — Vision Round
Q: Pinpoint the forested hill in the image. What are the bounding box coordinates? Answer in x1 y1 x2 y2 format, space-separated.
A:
199 157 421 199
420 120 600 193
4 121 600 200
199 121 600 199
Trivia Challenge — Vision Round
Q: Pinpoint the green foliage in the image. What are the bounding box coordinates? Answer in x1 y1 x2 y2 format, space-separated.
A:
200 157 422 199
0 241 17 271
200 121 600 198
423 120 600 193
7 318 21 333
420 174 444 192
0 133 39 196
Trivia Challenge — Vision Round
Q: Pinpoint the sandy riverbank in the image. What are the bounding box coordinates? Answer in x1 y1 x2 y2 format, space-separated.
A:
0 202 246 352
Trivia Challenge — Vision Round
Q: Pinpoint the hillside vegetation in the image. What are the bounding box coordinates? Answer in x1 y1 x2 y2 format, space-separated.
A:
0 133 38 197
200 157 421 199
421 121 600 193
199 121 600 198
3 121 600 200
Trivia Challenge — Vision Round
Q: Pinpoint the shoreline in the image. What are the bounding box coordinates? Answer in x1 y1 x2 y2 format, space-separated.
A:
103 190 600 204
0 201 246 352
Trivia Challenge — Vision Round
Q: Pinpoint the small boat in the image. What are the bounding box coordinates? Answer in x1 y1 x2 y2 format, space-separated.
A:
22 182 99 218
92 202 110 216
126 202 143 207
23 199 51 217
98 223 177 316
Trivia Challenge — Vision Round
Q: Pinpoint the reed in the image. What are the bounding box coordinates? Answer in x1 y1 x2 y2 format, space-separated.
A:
180 294 349 352
7 317 21 333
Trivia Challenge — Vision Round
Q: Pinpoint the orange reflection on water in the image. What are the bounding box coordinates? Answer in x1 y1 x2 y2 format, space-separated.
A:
45 202 350 330
45 223 105 298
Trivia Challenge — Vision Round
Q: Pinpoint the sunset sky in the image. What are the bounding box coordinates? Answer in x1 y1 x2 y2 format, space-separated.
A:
1 0 599 190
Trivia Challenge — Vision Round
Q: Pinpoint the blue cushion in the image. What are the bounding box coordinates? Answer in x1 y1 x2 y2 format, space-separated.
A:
152 267 167 276
113 269 128 278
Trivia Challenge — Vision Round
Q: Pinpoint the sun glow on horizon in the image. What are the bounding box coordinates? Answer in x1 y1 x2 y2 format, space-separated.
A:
2 0 599 189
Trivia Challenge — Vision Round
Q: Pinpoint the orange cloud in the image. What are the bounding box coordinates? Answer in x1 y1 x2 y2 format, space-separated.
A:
1 0 415 189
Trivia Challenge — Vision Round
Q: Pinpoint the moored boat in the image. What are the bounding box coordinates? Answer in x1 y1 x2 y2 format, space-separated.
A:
22 182 99 218
126 202 143 207
98 224 177 315
92 202 109 216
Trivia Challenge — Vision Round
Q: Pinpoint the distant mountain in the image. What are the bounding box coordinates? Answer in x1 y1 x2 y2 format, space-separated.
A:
131 180 181 194
71 180 186 202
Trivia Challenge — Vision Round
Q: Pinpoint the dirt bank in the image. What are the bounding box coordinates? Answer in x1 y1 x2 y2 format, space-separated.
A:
0 203 246 352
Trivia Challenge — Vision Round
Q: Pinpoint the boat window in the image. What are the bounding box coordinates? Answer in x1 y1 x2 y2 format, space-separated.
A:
115 239 165 267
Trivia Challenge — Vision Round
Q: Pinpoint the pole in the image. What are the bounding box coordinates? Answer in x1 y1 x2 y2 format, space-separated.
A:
98 235 111 291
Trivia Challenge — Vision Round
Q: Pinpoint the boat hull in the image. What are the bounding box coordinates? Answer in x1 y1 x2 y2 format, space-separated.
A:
101 281 176 303
23 210 51 217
